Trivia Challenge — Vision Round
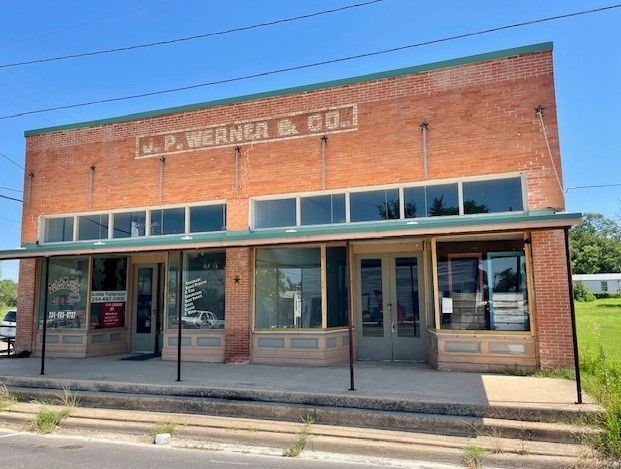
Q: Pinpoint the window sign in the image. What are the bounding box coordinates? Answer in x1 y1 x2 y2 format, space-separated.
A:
170 251 225 329
40 257 89 330
90 257 128 329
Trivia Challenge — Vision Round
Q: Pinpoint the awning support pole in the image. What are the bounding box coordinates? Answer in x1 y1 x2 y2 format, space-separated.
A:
176 250 183 382
346 241 355 391
564 228 582 404
40 257 50 375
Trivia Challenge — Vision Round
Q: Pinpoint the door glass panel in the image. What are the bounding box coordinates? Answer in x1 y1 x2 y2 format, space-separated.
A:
489 254 529 331
360 259 384 337
136 267 153 333
395 257 419 338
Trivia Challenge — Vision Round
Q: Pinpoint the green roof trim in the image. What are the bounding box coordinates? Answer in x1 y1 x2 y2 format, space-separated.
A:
0 210 579 260
25 42 552 137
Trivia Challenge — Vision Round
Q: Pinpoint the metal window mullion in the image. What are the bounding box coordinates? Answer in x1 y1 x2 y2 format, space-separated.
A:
185 206 190 234
72 216 78 241
345 192 351 223
399 187 405 219
296 197 301 227
458 181 464 215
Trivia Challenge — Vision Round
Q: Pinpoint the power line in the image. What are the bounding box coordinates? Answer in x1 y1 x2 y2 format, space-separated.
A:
565 183 621 193
0 151 24 170
0 194 23 203
0 0 387 69
0 4 619 121
0 186 22 193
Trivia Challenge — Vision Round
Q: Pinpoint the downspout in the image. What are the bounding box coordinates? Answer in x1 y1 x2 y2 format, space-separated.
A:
564 228 582 404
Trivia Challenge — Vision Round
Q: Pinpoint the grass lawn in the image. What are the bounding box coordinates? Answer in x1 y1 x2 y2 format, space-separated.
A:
575 298 621 364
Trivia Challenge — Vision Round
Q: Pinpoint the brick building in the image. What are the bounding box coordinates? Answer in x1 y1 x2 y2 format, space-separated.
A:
1 42 580 371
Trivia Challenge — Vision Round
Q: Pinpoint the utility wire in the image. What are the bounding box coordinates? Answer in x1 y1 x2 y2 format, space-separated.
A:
0 194 23 203
0 4 619 121
0 0 386 69
0 151 25 169
565 183 621 193
0 185 22 193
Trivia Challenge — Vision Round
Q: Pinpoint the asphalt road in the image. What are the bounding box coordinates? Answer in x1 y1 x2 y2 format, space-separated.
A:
0 429 460 469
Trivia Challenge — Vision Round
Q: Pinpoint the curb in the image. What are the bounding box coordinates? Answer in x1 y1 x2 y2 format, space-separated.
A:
0 402 598 469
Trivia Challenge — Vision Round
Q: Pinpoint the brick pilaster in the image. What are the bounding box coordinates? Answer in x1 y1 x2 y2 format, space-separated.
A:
530 229 575 369
224 247 251 363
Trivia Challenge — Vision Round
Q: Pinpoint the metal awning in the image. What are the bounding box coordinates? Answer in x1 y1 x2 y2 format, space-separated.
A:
0 210 582 260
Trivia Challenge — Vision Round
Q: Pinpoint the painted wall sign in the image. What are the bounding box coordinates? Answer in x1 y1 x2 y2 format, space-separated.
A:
136 104 357 158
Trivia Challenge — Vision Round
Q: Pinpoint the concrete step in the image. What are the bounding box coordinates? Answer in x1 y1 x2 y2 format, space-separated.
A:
4 385 601 445
0 402 601 469
0 375 600 423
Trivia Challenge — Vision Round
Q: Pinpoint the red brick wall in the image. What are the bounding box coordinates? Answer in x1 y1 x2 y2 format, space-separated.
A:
22 49 563 240
16 259 37 353
224 247 251 363
531 229 575 369
19 48 568 365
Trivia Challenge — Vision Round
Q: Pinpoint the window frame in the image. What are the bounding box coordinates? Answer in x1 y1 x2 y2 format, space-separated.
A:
40 201 227 244
251 173 526 230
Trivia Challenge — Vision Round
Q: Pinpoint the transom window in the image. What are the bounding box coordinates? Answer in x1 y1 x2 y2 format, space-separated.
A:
42 203 226 243
252 175 524 229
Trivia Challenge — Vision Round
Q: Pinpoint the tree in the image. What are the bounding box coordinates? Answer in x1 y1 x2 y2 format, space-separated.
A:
569 213 621 274
0 278 17 307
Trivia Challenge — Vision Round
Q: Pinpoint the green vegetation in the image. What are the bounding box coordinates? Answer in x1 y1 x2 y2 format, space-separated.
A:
570 213 621 274
576 298 621 458
283 415 315 457
151 420 177 442
576 298 621 363
0 383 16 410
463 444 486 468
32 406 72 433
31 388 79 433
573 281 596 302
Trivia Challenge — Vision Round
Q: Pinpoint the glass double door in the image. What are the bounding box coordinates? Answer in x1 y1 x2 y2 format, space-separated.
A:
357 253 425 361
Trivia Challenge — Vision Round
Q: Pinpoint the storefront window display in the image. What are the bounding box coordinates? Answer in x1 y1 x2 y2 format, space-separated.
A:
255 247 323 329
167 251 226 329
436 239 529 331
90 257 128 329
39 257 89 330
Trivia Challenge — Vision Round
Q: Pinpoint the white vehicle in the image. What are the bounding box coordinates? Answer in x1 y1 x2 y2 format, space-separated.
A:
182 310 218 328
1 310 16 339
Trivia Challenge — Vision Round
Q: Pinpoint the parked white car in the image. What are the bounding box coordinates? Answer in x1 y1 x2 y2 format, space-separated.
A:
182 310 218 328
1 310 16 339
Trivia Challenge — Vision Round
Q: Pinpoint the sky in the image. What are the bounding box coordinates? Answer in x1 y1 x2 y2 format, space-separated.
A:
0 0 619 282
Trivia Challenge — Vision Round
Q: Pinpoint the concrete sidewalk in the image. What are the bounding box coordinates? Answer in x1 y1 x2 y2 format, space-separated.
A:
0 355 606 468
0 355 597 415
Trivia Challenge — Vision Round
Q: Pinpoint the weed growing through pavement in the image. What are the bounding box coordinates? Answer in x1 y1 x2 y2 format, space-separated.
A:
32 406 71 433
151 420 177 442
283 414 315 457
0 383 16 410
463 444 486 468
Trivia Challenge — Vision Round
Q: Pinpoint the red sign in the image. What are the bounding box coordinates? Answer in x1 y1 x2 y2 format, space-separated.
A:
102 302 123 329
